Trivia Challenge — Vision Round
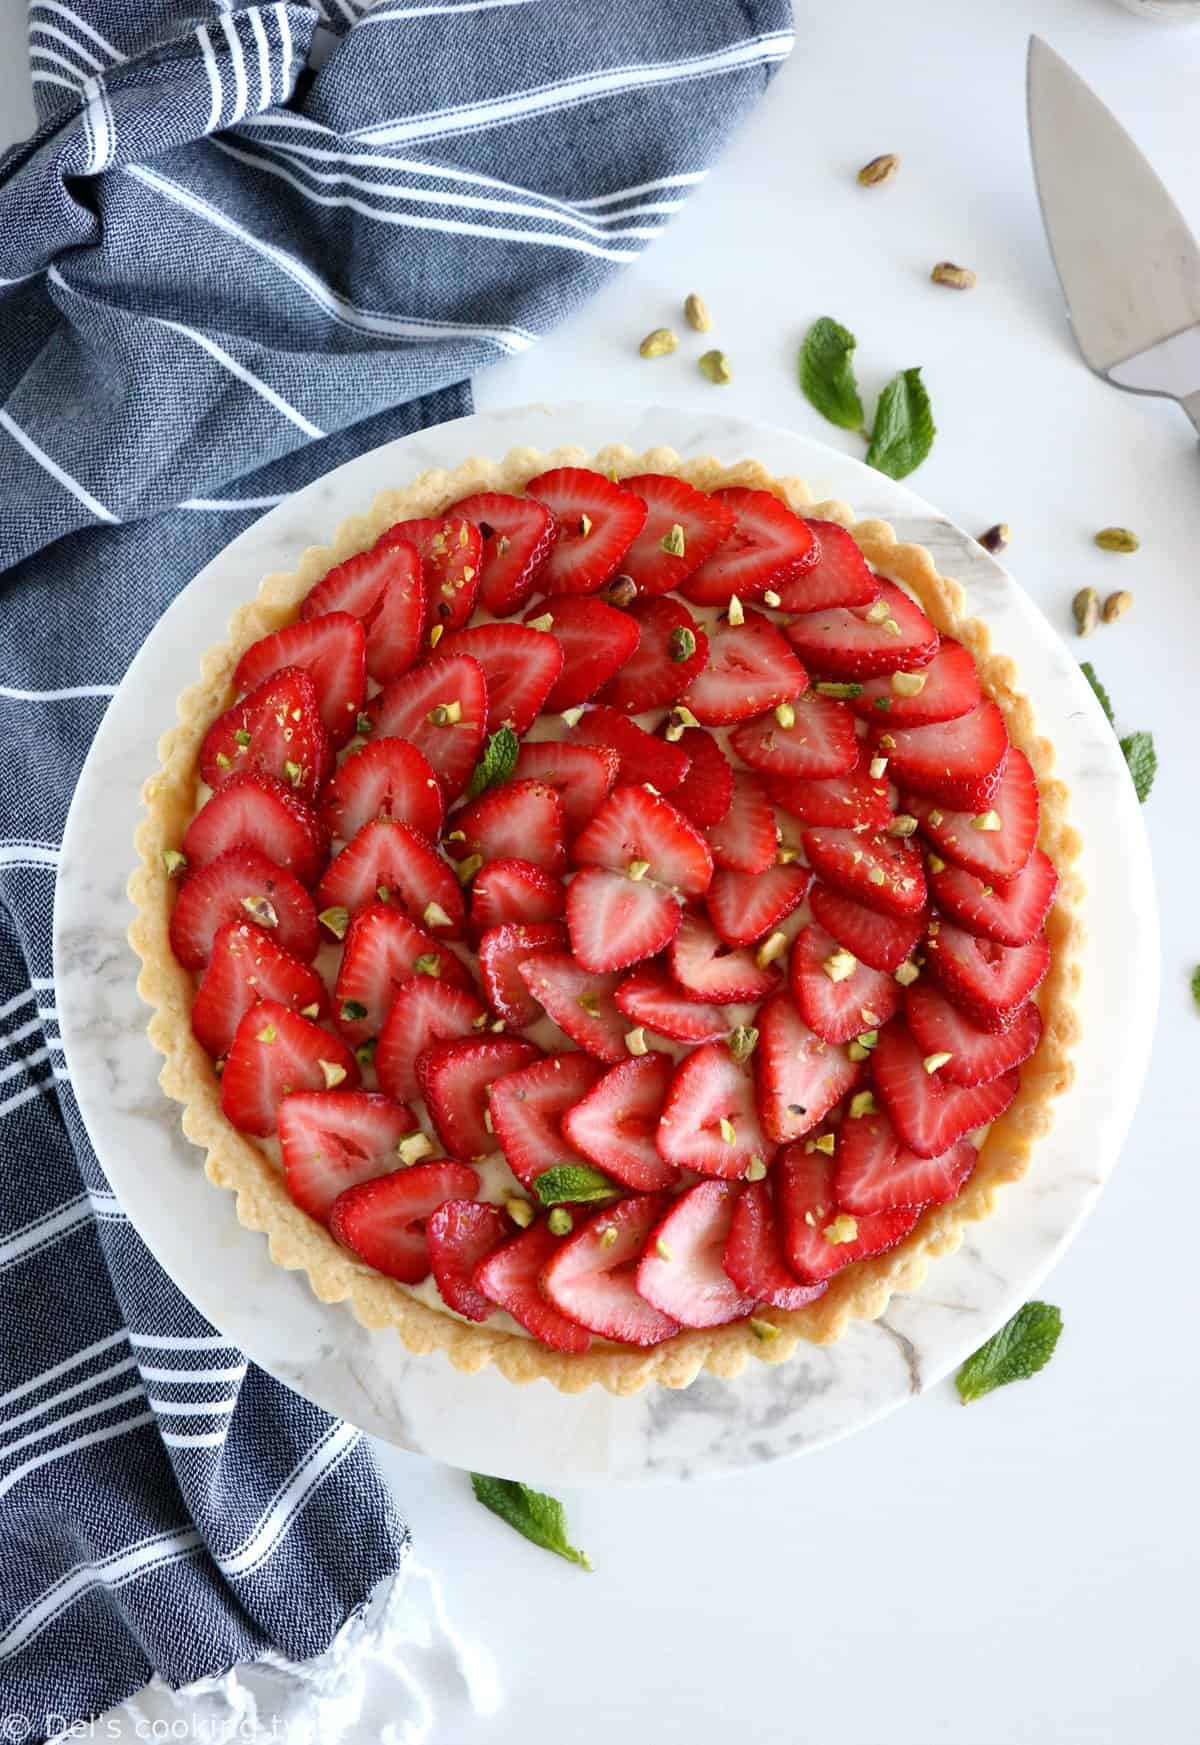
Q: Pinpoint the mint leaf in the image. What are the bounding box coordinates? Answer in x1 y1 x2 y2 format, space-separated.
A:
465 726 518 800
533 1164 617 1206
955 1301 1063 1404
799 318 865 432
1191 966 1200 1013
865 367 936 480
470 1473 591 1570
1119 730 1156 804
1079 660 1114 724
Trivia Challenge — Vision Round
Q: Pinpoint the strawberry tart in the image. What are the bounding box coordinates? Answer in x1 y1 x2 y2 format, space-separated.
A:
129 445 1082 1394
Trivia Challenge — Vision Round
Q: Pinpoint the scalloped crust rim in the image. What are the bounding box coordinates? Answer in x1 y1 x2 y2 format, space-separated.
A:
128 445 1084 1397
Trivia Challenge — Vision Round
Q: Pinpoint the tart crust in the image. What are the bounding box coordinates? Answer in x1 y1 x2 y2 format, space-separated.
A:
129 446 1084 1396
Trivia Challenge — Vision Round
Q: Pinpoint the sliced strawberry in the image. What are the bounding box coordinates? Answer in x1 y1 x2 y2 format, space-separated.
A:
669 908 781 1004
567 867 683 974
929 848 1058 948
573 782 713 896
908 748 1040 880
320 738 444 844
852 638 981 727
445 491 555 618
375 978 488 1101
381 515 483 634
785 578 939 679
703 772 776 875
169 847 318 970
470 857 565 935
279 1090 415 1223
540 1194 678 1346
598 596 708 714
572 705 691 792
905 983 1043 1088
801 827 927 918
436 622 562 735
221 1002 359 1137
730 691 858 780
789 923 900 1045
478 920 568 1026
426 1198 511 1322
560 1053 678 1191
365 654 487 800
489 1051 604 1189
525 467 647 595
523 596 639 712
706 863 812 948
765 765 893 832
301 540 424 684
511 741 620 836
680 488 817 605
657 1042 773 1179
755 991 862 1143
447 780 566 877
871 1021 1020 1155
771 519 879 613
418 1035 541 1159
329 1159 479 1283
670 728 733 828
723 1181 829 1311
192 921 328 1058
617 472 737 596
473 1219 592 1352
334 904 471 1045
876 701 1009 812
516 951 627 1060
926 920 1050 1031
614 962 733 1044
317 820 465 936
183 774 327 887
808 882 925 973
637 1181 755 1328
834 1105 976 1214
778 1147 921 1283
683 609 809 726
200 668 331 804
233 612 366 750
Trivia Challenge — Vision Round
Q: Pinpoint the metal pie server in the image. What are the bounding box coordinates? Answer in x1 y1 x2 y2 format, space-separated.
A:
1027 36 1200 433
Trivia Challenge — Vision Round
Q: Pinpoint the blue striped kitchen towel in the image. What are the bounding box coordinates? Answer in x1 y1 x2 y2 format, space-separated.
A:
0 0 792 1733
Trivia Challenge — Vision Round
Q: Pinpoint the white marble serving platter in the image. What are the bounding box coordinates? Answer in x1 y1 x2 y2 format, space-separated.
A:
53 401 1156 1486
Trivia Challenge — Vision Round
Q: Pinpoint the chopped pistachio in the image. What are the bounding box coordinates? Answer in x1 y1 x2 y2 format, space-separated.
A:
215 752 231 769
627 859 650 881
255 1023 277 1044
607 575 638 608
971 810 1002 832
727 594 745 627
423 900 453 928
822 947 857 983
848 1041 871 1063
427 699 463 726
849 1089 877 1119
1103 589 1133 624
777 844 800 865
867 866 886 886
928 809 944 826
763 589 782 608
527 611 555 632
560 705 585 728
241 895 279 928
718 1116 737 1146
413 952 442 977
283 760 303 788
319 1060 348 1090
930 260 977 290
878 733 896 750
857 152 899 187
456 853 483 885
299 1003 321 1019
887 814 919 838
865 598 892 625
728 1024 759 1065
814 680 864 700
506 1196 534 1229
858 1028 879 1048
812 1133 836 1157
624 1026 648 1057
355 1038 377 1070
356 711 374 736
745 1153 768 1181
661 523 687 559
891 671 926 697
377 885 391 903
340 1000 368 1022
1094 526 1139 554
774 700 796 730
894 960 920 986
927 853 946 873
597 1223 619 1248
869 755 889 780
755 930 788 970
398 1130 435 1166
923 1051 953 1075
669 625 696 662
654 1237 673 1262
577 990 602 1017
822 1213 858 1245
698 348 732 384
579 513 593 538
882 617 902 638
664 720 685 742
978 523 1011 555
672 704 700 729
639 326 678 359
446 829 467 843
547 1207 574 1236
683 291 713 332
162 849 188 878
749 1317 780 1343
429 624 444 649
1072 586 1100 638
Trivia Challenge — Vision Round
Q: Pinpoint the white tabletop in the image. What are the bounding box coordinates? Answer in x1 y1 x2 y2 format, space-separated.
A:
4 2 1198 1741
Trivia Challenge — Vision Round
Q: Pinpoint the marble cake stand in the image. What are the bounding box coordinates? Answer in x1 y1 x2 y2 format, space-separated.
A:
53 402 1156 1486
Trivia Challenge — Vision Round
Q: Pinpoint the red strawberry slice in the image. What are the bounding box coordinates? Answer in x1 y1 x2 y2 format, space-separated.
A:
436 622 562 734
381 515 483 634
470 856 565 934
418 1035 541 1160
801 827 927 918
329 1159 480 1284
670 728 733 828
683 609 809 726
192 921 328 1058
614 962 733 1044
183 774 327 887
200 668 331 804
808 882 924 973
301 540 424 684
876 700 1009 812
523 596 639 712
597 596 708 714
375 978 488 1102
221 1002 359 1137
516 951 627 1060
525 467 647 595
778 1147 921 1283
771 519 879 612
905 983 1043 1088
317 819 465 936
478 920 568 1026
669 908 781 1004
617 472 737 596
573 783 713 896
489 1051 604 1189
785 578 939 679
279 1090 416 1223
426 1199 511 1322
169 847 319 970
789 923 900 1045
473 1219 592 1352
566 867 683 974
572 705 691 792
511 741 620 835
447 780 566 877
926 920 1050 1031
560 1053 679 1191
320 738 444 845
657 1042 773 1179
680 488 818 605
907 748 1040 880
703 772 776 876
637 1181 755 1328
723 1181 829 1311
871 1021 1020 1155
706 863 811 948
729 691 858 780
929 848 1058 948
765 765 893 832
755 992 862 1143
834 1105 976 1215
233 612 366 750
852 637 981 727
334 902 472 1044
445 491 555 618
540 1195 678 1346
366 654 487 799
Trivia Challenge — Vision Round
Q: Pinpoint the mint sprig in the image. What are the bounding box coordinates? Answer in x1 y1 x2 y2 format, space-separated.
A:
1191 967 1200 1014
1079 660 1114 724
470 1473 591 1570
798 317 865 432
465 726 518 800
533 1164 617 1206
1118 730 1157 804
955 1301 1063 1404
798 321 936 481
865 368 936 481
